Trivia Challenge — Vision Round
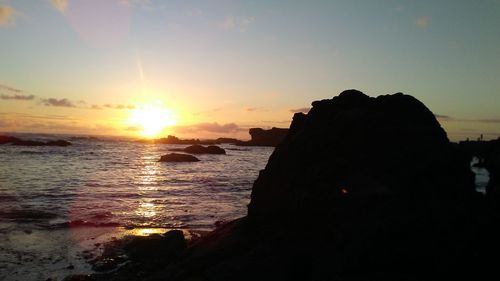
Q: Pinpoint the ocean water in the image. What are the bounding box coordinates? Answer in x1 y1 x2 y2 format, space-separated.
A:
0 134 273 280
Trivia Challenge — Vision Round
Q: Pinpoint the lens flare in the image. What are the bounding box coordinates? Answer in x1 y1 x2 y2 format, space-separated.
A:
128 103 177 137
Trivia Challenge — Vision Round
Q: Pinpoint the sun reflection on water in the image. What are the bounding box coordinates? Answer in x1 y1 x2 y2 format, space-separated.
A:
136 202 157 218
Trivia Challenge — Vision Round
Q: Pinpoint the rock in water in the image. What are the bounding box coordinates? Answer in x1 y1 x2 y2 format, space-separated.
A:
124 230 187 261
182 145 226 154
238 127 289 146
159 153 200 162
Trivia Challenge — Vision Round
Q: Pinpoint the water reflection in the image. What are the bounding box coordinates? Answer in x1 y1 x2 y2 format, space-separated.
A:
471 156 490 194
135 146 161 221
136 202 157 218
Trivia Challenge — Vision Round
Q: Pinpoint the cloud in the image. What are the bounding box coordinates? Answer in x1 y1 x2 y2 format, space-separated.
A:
469 118 500 123
0 84 23 93
174 122 245 134
0 6 15 26
40 98 76 107
435 114 500 123
0 84 35 101
0 94 35 100
220 16 255 32
102 104 135 110
245 107 268 112
289 107 311 114
50 0 68 13
434 114 452 121
415 16 430 28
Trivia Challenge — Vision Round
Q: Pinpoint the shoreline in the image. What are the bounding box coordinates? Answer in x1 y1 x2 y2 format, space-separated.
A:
0 225 206 281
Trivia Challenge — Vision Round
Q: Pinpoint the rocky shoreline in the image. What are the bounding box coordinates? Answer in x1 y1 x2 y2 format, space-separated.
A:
66 90 500 280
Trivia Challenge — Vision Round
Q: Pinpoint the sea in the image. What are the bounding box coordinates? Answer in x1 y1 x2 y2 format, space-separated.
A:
0 133 273 280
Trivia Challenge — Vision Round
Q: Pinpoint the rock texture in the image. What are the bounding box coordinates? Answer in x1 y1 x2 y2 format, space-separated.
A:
249 90 475 220
159 153 200 162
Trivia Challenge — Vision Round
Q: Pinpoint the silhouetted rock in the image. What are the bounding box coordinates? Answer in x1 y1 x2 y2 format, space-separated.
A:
159 153 200 162
124 230 187 261
137 135 242 145
213 138 240 144
75 90 493 280
0 135 21 144
237 127 289 147
160 90 483 280
45 140 72 146
0 135 72 146
170 145 226 154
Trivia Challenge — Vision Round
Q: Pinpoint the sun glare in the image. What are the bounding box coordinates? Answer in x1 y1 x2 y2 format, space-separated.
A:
128 103 177 137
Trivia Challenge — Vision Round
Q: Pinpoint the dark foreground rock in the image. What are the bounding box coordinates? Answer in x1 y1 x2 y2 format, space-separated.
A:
69 90 500 280
170 145 226 155
159 153 200 162
0 135 72 146
459 138 500 211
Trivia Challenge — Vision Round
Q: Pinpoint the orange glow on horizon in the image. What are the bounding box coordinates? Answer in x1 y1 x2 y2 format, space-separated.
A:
127 102 177 137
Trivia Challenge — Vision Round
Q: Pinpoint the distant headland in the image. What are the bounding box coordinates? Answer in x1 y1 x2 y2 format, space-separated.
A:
136 127 289 147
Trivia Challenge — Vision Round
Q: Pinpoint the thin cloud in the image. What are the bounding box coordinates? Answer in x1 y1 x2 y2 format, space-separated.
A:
468 118 500 123
415 16 430 28
435 114 500 124
289 107 311 114
1 94 35 100
0 5 15 26
50 0 68 13
102 104 135 110
0 84 23 93
40 98 76 108
435 114 452 121
174 122 245 134
245 107 268 112
0 84 35 101
220 16 255 32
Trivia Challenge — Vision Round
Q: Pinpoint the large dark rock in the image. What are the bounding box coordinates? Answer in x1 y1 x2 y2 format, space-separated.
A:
81 90 494 280
159 153 200 162
162 90 483 280
170 145 226 155
249 90 475 221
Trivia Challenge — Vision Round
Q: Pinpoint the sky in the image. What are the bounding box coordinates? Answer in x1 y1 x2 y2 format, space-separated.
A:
0 0 499 140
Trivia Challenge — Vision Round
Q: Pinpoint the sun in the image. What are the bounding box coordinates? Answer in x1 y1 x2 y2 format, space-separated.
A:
128 103 177 137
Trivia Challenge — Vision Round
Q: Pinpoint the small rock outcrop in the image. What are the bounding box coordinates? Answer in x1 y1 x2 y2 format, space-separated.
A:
0 135 21 144
170 145 226 155
159 153 200 162
0 135 72 146
124 230 187 261
238 127 289 147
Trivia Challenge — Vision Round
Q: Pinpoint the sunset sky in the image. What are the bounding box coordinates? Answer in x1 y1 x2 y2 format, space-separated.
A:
1 0 499 140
